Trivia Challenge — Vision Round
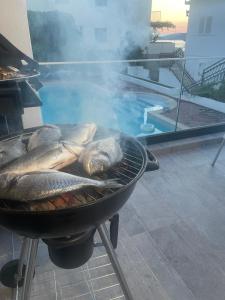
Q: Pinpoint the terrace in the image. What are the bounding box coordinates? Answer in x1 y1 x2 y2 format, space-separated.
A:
1 30 225 300
1 1 225 300
1 40 225 300
1 59 225 300
1 133 225 300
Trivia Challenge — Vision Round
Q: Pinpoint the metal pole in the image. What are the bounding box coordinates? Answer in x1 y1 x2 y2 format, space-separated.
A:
4 115 9 135
98 224 134 300
15 238 29 283
21 239 39 300
175 60 186 132
212 136 225 166
13 238 30 300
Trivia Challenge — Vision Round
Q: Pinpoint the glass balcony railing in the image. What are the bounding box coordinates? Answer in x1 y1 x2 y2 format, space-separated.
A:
37 56 225 139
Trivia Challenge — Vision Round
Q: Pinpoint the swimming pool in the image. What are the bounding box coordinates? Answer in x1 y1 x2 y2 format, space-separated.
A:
39 83 175 136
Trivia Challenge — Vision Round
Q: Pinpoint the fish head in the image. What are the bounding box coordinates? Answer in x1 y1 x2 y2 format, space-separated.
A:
85 152 110 175
0 149 6 159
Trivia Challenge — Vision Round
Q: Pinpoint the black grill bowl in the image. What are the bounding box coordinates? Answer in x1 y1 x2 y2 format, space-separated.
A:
0 183 137 239
0 133 158 239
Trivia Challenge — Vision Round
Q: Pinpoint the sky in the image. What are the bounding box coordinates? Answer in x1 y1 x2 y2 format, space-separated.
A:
151 0 189 33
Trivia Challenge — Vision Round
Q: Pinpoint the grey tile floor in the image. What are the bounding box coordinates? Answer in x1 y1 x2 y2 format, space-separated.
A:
1 140 225 300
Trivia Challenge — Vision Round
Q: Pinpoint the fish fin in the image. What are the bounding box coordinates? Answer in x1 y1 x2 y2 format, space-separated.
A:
5 173 28 191
101 179 123 189
112 133 121 142
62 141 84 156
78 149 86 163
17 135 23 142
44 124 59 129
13 169 59 176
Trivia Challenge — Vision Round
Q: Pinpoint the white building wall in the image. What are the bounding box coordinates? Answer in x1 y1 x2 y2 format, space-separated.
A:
27 0 152 56
185 0 225 81
0 0 43 129
0 0 33 57
26 0 53 11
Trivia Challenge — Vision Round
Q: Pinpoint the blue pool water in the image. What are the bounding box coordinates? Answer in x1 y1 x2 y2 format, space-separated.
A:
39 83 174 136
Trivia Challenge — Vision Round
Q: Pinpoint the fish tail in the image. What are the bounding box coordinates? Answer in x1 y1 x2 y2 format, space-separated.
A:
102 179 123 189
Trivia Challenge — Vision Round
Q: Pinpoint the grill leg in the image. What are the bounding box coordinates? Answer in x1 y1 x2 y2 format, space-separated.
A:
109 214 119 249
15 238 29 283
212 136 225 166
21 239 39 300
98 224 134 300
0 238 29 289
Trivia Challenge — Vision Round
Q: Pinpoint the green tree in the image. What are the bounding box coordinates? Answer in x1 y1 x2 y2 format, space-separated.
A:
151 21 176 42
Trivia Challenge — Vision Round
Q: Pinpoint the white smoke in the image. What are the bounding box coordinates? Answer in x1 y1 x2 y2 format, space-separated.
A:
28 0 152 61
28 0 153 134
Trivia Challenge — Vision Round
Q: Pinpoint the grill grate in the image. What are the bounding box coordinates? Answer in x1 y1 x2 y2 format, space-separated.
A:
0 138 144 212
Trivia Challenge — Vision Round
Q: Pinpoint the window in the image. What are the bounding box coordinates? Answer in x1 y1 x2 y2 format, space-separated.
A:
205 16 212 34
95 0 107 7
79 26 83 37
198 16 213 35
95 28 107 43
199 17 205 34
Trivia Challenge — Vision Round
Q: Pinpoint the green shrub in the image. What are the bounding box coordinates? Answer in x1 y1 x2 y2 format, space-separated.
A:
192 81 225 103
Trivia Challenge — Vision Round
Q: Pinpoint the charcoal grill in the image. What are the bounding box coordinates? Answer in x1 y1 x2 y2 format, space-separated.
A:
0 128 159 300
0 33 39 81
0 34 42 137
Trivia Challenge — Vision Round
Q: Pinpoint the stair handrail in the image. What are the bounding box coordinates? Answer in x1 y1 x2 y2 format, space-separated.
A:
202 58 225 84
188 67 225 91
203 58 225 75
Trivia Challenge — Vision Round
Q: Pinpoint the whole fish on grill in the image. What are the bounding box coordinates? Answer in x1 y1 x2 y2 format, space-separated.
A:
61 123 97 145
0 170 122 202
27 124 61 151
1 141 83 174
79 136 123 175
0 136 26 168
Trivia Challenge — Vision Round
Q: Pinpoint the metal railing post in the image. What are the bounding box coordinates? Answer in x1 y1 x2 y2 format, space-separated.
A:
175 60 186 132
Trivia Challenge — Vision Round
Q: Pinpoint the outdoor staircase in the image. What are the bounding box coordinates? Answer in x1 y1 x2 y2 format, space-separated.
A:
170 50 196 92
200 58 225 86
187 58 225 91
171 49 225 93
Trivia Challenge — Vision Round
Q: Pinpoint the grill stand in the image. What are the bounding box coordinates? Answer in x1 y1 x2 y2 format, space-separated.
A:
98 224 134 300
7 223 134 300
16 238 29 284
21 239 39 300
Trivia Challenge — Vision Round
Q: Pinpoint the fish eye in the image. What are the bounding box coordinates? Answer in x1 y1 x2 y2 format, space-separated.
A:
0 150 6 156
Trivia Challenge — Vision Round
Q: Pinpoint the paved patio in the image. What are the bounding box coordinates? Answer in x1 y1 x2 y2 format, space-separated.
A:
1 135 225 299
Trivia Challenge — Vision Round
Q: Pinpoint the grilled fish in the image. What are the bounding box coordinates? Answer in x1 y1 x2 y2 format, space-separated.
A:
62 123 97 145
79 137 123 175
0 170 122 202
27 125 61 151
0 136 26 168
1 142 83 174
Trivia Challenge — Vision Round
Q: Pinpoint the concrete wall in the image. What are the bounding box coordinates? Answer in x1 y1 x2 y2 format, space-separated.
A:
185 0 225 80
147 42 175 55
